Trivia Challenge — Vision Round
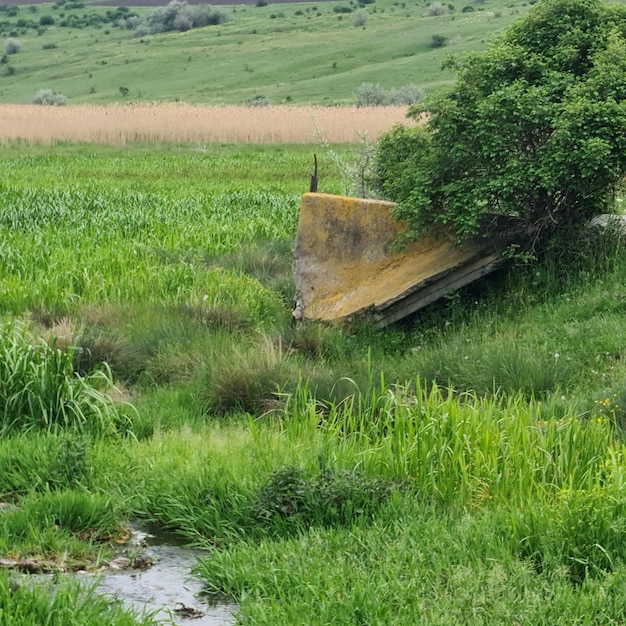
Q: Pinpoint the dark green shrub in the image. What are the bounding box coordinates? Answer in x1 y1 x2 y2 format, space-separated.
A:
429 33 446 47
4 38 20 54
31 89 67 105
372 0 626 251
253 465 394 529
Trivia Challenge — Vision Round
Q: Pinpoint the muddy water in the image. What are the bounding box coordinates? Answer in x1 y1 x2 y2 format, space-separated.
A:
95 525 237 625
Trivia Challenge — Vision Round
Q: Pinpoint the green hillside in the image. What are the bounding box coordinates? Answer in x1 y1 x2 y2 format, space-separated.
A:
0 0 533 105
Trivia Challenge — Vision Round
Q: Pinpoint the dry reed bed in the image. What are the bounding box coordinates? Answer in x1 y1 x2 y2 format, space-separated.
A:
0 104 413 145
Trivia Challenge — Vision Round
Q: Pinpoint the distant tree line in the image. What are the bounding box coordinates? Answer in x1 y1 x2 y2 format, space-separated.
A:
0 0 227 37
123 1 229 36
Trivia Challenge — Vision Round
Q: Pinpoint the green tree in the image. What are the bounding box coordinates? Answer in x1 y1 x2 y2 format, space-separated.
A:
372 0 626 250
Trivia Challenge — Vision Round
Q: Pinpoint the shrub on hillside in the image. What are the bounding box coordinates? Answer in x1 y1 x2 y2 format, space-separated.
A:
426 2 446 15
387 83 422 105
32 89 68 105
429 33 447 47
4 38 20 55
370 0 626 252
352 7 368 26
355 82 422 107
247 94 271 107
134 0 228 34
355 82 386 107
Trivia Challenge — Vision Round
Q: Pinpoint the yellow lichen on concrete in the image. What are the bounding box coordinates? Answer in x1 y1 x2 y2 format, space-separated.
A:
294 193 489 323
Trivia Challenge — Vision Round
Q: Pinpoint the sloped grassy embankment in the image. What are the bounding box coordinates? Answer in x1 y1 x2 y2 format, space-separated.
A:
1 143 626 624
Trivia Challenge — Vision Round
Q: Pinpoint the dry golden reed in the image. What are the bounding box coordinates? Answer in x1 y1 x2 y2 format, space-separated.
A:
0 104 413 145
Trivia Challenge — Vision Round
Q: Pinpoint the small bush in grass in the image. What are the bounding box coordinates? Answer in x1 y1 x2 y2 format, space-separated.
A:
4 38 20 55
429 33 447 48
255 0 267 6
352 7 368 25
176 303 251 332
253 465 394 529
247 94 271 107
426 2 445 15
355 82 386 107
387 83 422 105
31 88 67 105
39 15 54 25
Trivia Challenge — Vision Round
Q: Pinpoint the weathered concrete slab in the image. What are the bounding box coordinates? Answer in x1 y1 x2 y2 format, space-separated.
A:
293 193 501 328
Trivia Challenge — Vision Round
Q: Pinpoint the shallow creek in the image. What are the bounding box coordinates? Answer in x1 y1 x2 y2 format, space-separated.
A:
93 525 237 625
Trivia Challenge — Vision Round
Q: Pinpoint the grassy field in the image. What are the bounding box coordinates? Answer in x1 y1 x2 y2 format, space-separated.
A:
2 142 626 623
0 0 534 105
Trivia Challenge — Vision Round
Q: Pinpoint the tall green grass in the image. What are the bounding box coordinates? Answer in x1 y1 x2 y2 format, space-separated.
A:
0 322 129 436
0 571 154 626
4 143 626 624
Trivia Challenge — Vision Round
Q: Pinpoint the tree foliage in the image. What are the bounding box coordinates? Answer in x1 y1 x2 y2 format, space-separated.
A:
372 0 626 250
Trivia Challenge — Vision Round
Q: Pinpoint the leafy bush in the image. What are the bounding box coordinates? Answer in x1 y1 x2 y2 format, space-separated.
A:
352 7 368 26
129 0 228 35
426 2 445 15
247 94 271 107
4 38 20 55
371 0 626 251
355 82 386 107
253 465 394 529
429 33 447 48
31 88 67 105
355 82 422 107
333 4 353 13
387 83 422 105
39 15 54 25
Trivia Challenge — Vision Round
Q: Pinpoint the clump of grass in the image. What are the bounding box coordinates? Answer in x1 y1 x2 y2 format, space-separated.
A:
176 302 252 331
0 322 131 437
0 571 153 626
0 433 91 498
203 338 292 416
72 332 144 382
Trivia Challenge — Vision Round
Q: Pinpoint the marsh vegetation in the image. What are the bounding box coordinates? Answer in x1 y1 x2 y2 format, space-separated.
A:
1 141 626 624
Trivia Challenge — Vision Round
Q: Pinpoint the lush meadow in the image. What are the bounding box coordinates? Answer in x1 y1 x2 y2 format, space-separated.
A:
2 141 626 624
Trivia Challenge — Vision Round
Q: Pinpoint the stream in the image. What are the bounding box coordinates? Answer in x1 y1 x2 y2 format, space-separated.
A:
93 525 238 626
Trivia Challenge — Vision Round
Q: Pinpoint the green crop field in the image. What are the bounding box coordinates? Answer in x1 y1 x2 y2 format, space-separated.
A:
0 0 534 105
2 142 626 624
